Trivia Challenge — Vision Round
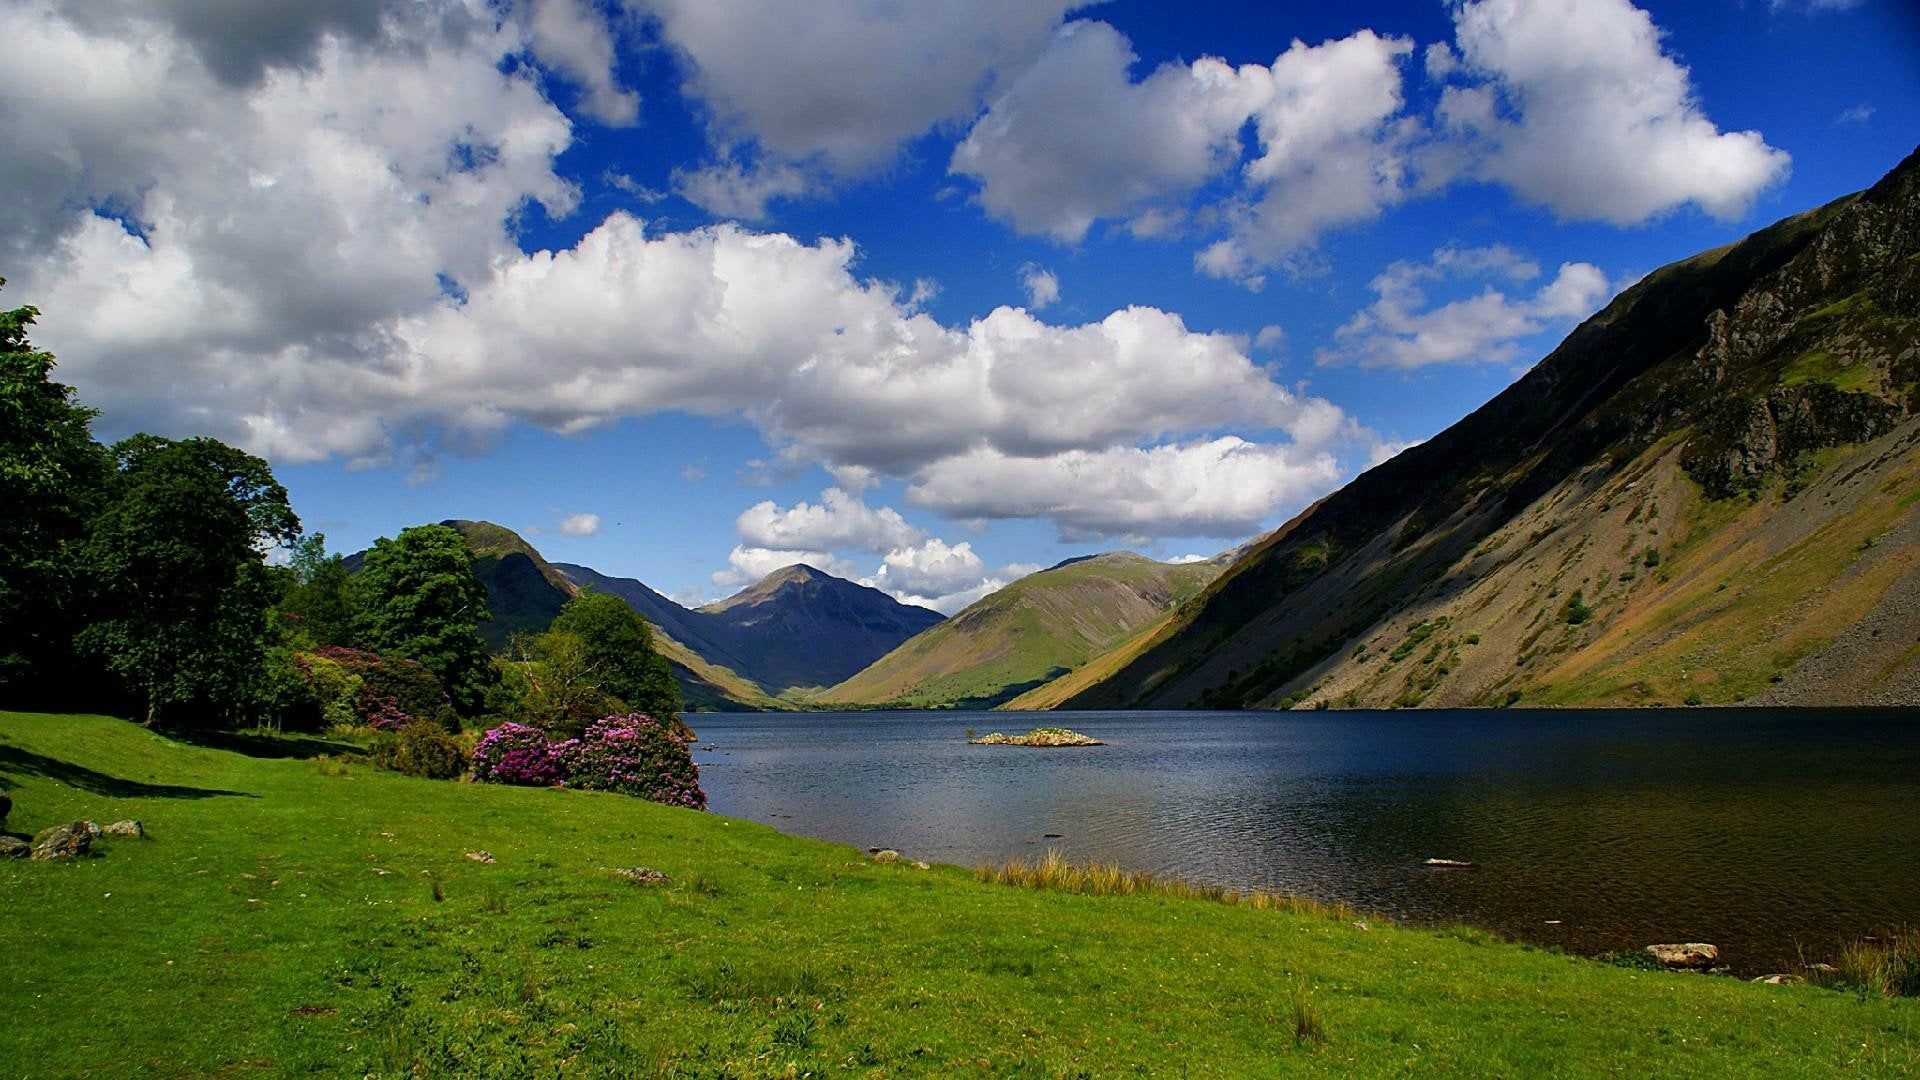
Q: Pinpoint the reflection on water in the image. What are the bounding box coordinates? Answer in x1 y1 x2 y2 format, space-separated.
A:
689 708 1920 973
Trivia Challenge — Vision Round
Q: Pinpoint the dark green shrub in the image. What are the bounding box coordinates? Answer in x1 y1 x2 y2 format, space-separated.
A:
316 646 458 732
371 721 467 779
1562 591 1593 625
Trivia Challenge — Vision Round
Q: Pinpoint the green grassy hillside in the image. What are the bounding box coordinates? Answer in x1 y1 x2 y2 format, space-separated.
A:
3 712 1915 1075
819 553 1219 709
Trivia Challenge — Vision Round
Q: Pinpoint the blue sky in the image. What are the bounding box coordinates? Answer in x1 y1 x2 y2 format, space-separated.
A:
4 0 1915 611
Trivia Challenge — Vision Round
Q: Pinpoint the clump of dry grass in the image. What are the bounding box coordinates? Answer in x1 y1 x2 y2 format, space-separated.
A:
1290 980 1326 1045
975 849 1357 923
1807 928 1920 998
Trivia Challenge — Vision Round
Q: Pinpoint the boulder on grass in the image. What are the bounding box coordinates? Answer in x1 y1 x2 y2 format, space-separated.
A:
101 820 144 839
1646 943 1720 970
872 849 900 864
0 836 28 859
611 866 669 886
30 821 96 861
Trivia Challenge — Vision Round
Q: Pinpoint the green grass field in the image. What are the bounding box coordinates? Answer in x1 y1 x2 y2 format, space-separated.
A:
2 711 1916 1076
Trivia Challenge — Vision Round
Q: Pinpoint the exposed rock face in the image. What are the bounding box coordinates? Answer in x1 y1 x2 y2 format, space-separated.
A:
101 820 144 839
1646 943 1721 971
30 821 96 860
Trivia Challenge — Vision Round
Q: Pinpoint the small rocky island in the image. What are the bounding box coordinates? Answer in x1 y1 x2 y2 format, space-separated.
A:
969 726 1103 747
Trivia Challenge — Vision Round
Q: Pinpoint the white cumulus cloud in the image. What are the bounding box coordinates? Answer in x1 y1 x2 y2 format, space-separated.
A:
641 0 1076 177
1319 244 1613 369
736 488 926 553
556 512 602 536
1019 264 1061 309
1436 0 1790 224
0 0 1380 550
906 436 1346 541
529 0 638 126
952 20 1272 243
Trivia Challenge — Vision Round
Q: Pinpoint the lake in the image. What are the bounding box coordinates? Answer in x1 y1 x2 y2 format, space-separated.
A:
689 708 1920 974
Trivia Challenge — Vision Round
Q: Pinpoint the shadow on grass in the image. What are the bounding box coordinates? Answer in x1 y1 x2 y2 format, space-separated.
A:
0 744 256 800
170 728 360 761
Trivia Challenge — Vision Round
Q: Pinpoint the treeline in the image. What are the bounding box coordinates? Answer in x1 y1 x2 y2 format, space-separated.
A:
0 282 679 745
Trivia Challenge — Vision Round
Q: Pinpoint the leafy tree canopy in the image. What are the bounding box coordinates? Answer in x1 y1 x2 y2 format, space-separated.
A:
550 590 682 726
0 281 110 692
77 435 301 725
351 524 494 715
277 533 356 648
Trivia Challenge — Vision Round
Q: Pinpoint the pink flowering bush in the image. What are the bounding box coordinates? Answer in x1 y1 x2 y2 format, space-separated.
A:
561 714 706 809
470 721 573 786
470 714 705 810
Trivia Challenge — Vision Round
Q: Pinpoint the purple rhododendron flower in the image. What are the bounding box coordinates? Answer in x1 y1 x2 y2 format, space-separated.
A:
470 715 705 810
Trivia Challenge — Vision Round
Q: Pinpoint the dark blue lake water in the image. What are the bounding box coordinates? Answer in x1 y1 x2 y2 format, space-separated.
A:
689 708 1920 973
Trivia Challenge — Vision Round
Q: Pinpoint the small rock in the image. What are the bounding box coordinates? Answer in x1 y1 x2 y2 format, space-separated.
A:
0 836 29 858
1752 974 1802 985
463 850 495 863
30 821 95 861
611 866 669 886
914 861 930 870
101 820 144 839
1646 943 1720 970
872 849 900 864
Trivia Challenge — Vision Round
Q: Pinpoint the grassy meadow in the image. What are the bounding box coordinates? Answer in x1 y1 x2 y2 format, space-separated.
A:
2 710 1917 1077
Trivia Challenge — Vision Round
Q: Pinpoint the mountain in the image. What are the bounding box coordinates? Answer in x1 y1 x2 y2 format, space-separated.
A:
696 565 946 691
442 520 575 649
816 552 1222 708
1016 148 1920 712
551 562 751 673
433 521 779 711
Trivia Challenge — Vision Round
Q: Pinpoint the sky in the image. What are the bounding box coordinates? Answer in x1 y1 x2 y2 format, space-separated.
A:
3 0 1915 613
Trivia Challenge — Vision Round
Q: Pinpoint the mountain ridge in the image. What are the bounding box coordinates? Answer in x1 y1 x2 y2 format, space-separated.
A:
1016 146 1920 712
818 551 1221 709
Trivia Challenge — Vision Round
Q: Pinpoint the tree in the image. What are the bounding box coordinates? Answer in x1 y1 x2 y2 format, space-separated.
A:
77 435 301 726
549 591 682 726
350 524 494 715
277 533 356 647
504 629 626 737
0 281 110 698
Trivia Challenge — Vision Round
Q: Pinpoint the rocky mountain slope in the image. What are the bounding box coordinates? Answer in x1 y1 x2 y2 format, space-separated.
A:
817 553 1221 708
1017 147 1920 712
694 564 945 691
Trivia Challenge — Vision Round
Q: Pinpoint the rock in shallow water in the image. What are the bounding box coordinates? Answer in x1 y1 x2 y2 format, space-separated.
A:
1646 943 1720 970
